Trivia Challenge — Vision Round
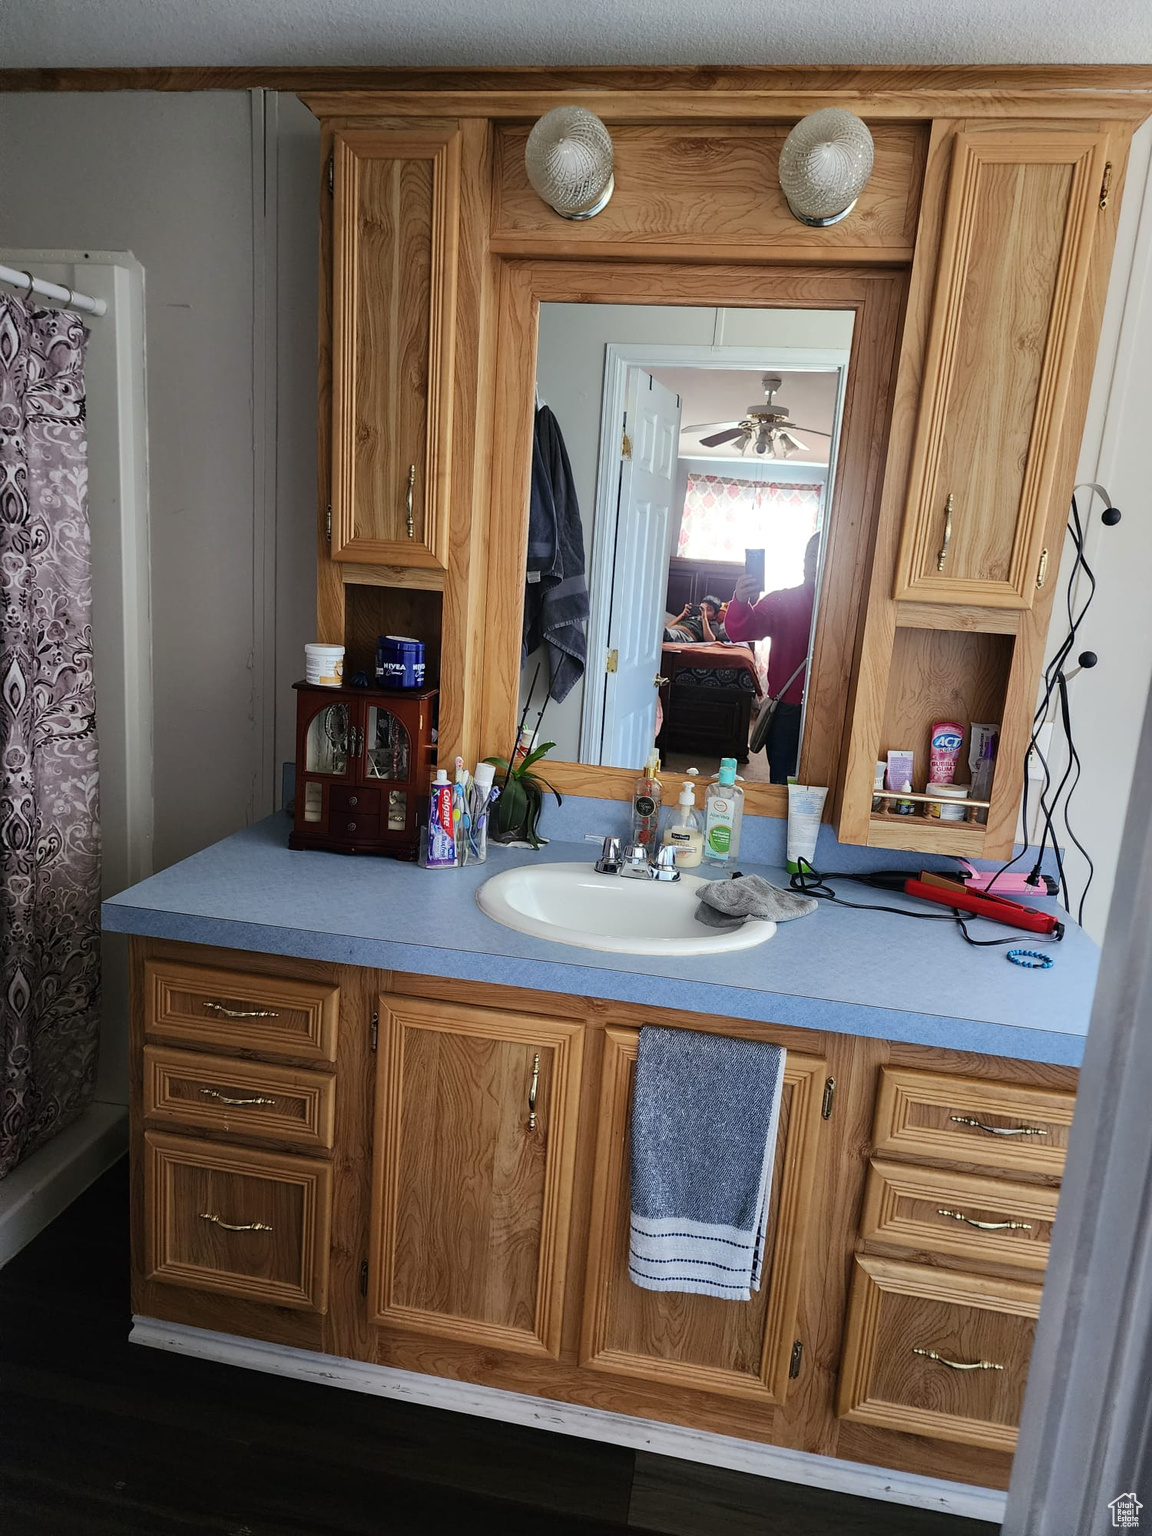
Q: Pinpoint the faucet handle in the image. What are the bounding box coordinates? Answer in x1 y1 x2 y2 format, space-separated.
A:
652 845 682 882
594 835 622 874
620 842 652 878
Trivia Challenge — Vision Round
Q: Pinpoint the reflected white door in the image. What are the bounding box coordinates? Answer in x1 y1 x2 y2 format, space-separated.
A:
600 370 682 768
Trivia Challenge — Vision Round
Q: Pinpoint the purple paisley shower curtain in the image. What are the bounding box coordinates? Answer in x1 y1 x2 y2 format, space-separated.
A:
0 295 100 1179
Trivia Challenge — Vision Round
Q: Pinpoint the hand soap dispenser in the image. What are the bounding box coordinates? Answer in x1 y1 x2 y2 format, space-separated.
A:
663 781 704 868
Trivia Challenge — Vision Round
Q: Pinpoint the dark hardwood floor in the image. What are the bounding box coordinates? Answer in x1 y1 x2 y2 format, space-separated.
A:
0 1162 1000 1534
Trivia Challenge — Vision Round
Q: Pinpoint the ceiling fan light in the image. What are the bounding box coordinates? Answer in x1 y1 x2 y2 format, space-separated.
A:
778 429 805 455
525 106 615 220
778 108 874 227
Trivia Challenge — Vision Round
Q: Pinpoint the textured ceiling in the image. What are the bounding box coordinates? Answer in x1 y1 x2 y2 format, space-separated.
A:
6 0 1152 68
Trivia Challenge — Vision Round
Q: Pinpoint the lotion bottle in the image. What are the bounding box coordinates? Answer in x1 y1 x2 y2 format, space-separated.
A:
631 752 663 849
663 781 704 868
704 758 744 865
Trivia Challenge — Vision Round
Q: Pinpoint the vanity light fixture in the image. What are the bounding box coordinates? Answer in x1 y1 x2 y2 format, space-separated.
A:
778 108 875 227
524 106 615 220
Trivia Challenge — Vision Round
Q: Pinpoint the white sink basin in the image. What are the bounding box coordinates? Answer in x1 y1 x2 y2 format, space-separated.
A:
476 861 776 956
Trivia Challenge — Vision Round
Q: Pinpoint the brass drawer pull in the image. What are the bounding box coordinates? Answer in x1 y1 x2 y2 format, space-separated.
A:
950 1115 1049 1138
199 1088 277 1108
528 1051 541 1131
913 1346 1003 1372
203 1001 281 1020
199 1212 272 1233
406 464 416 539
937 1207 1031 1232
936 492 954 571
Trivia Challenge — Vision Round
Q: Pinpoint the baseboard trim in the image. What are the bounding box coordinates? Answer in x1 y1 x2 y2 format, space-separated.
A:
131 1316 1007 1523
0 1103 127 1268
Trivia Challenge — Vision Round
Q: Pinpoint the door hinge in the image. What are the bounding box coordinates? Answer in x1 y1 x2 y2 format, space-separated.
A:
789 1339 804 1379
1099 160 1113 211
327 152 335 198
605 648 618 674
821 1076 836 1120
359 1260 368 1297
621 433 632 460
370 1011 379 1052
325 504 332 544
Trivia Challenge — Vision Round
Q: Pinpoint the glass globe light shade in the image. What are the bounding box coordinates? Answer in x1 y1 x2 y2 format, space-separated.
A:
778 108 875 227
525 106 615 220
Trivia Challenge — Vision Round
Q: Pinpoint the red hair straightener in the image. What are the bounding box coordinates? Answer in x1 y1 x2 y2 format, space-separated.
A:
906 871 1064 938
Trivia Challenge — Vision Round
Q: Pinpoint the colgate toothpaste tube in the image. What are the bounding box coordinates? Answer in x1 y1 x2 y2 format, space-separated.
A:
928 720 964 785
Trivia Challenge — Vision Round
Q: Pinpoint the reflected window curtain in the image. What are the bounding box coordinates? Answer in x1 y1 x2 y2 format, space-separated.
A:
676 474 823 586
0 296 100 1179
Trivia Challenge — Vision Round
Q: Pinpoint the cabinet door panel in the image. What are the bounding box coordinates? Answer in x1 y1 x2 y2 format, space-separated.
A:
330 126 460 568
370 996 583 1356
894 123 1110 607
837 1255 1040 1452
580 1027 826 1404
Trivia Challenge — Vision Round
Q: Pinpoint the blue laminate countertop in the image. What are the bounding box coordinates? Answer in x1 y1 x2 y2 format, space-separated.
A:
103 814 1097 1066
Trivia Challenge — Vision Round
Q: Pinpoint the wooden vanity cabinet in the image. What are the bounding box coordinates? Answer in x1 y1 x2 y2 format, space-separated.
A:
129 940 1080 1496
328 124 460 570
893 123 1112 609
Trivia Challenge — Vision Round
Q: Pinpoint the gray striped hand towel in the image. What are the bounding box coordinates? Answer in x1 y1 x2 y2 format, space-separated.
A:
629 1026 785 1300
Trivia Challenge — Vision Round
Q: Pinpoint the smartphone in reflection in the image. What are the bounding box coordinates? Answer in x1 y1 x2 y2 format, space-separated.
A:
744 548 765 597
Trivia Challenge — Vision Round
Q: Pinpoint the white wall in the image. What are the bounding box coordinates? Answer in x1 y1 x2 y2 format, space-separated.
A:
0 91 319 872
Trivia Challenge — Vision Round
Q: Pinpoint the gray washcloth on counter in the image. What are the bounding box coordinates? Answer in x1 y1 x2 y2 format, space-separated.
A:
696 873 818 929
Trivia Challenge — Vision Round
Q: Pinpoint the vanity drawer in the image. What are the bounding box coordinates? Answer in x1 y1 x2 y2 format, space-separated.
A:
144 960 339 1063
143 1046 335 1150
872 1068 1075 1177
861 1159 1059 1272
837 1254 1041 1452
329 785 380 815
144 1132 332 1312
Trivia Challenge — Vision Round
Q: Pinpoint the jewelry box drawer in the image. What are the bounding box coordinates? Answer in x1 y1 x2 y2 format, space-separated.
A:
144 1132 332 1312
837 1255 1041 1452
329 785 381 815
329 812 381 841
143 1046 335 1150
860 1159 1059 1272
872 1068 1075 1177
144 960 339 1063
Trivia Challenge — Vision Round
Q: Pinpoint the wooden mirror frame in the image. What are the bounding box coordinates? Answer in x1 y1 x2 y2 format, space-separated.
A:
476 260 908 820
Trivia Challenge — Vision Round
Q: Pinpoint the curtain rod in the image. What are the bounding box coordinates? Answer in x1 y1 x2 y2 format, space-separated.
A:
0 264 107 317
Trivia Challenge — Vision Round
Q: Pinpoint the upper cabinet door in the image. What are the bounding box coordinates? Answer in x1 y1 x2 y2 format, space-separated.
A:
329 126 461 569
894 123 1111 608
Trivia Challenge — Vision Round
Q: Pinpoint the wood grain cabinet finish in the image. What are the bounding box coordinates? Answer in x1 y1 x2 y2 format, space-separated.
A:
144 959 339 1064
837 1255 1041 1452
368 995 584 1357
579 1027 826 1405
893 122 1112 608
860 1158 1059 1273
144 1131 333 1313
143 1046 336 1151
329 125 461 569
872 1067 1076 1177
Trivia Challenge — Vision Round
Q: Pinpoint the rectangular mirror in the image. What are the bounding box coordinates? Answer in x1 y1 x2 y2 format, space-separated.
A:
522 304 854 785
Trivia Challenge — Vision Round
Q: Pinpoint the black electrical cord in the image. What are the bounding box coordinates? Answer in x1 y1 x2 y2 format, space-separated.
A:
789 860 1064 949
984 490 1103 923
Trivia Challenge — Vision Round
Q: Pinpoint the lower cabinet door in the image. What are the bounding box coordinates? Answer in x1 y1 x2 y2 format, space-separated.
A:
369 996 585 1357
837 1254 1042 1451
579 1026 827 1405
144 1131 333 1312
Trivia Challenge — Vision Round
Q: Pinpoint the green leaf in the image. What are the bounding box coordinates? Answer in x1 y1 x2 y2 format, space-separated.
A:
523 772 563 807
494 776 528 836
518 742 556 774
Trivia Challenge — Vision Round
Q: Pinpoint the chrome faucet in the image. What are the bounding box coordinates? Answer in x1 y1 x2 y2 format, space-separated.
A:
651 846 681 883
594 835 622 874
620 843 652 879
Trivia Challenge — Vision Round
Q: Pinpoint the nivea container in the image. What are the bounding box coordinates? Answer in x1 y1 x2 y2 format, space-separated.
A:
376 634 426 689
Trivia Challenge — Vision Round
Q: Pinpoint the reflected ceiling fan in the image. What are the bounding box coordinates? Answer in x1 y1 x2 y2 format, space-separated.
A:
684 375 833 458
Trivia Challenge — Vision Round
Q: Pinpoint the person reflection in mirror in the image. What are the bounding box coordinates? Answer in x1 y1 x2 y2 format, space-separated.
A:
663 595 727 645
726 535 819 784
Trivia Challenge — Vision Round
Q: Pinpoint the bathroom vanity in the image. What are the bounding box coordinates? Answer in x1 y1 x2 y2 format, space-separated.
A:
106 821 1093 1520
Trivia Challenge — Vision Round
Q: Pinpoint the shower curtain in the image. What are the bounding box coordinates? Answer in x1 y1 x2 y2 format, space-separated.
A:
0 295 100 1179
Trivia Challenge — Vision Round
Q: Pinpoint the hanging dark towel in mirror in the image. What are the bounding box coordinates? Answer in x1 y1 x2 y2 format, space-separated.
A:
523 405 589 703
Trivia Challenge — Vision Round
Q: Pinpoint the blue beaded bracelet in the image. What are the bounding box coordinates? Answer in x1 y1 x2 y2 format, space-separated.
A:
1007 948 1054 969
